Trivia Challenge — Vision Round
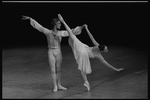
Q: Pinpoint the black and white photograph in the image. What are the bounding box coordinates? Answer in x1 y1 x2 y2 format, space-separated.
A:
2 1 148 99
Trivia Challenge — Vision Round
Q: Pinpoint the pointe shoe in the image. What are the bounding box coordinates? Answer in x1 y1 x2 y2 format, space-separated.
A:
58 85 67 90
84 83 90 91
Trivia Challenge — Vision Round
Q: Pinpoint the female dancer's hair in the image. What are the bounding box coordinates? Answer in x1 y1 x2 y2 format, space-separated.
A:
98 44 106 52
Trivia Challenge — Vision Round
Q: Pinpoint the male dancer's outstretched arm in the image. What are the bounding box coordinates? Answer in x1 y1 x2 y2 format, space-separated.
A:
22 15 50 34
22 15 85 37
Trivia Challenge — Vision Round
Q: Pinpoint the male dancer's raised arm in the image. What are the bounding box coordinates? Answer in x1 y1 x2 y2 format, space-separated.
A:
22 15 50 34
22 15 86 37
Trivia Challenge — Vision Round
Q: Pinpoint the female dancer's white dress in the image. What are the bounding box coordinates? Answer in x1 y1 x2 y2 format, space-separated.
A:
68 27 94 74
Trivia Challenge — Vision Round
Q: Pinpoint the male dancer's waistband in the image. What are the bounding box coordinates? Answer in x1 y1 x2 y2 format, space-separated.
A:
48 47 60 49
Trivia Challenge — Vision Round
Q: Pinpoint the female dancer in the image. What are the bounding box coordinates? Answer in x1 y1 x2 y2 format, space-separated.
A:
58 14 124 91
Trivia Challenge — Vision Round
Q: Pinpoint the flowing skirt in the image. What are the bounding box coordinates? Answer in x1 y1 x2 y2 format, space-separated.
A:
69 35 94 74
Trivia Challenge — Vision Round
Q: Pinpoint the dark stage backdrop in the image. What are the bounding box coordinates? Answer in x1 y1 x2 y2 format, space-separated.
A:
2 2 148 49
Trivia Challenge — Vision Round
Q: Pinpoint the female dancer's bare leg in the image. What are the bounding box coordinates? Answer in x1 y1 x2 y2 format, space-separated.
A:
81 70 90 91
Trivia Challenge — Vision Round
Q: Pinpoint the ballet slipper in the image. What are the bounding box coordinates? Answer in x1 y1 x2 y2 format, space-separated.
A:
58 85 67 90
84 82 90 91
53 87 58 92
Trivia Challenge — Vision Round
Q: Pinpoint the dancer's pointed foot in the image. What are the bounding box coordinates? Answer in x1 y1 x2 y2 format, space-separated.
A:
84 82 90 91
58 85 67 90
53 87 58 92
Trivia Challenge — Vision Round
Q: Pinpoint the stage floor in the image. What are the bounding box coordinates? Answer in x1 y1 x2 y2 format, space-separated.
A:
2 45 148 99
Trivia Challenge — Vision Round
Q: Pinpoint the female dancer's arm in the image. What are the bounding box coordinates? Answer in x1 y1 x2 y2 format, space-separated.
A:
85 25 100 46
96 54 124 71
